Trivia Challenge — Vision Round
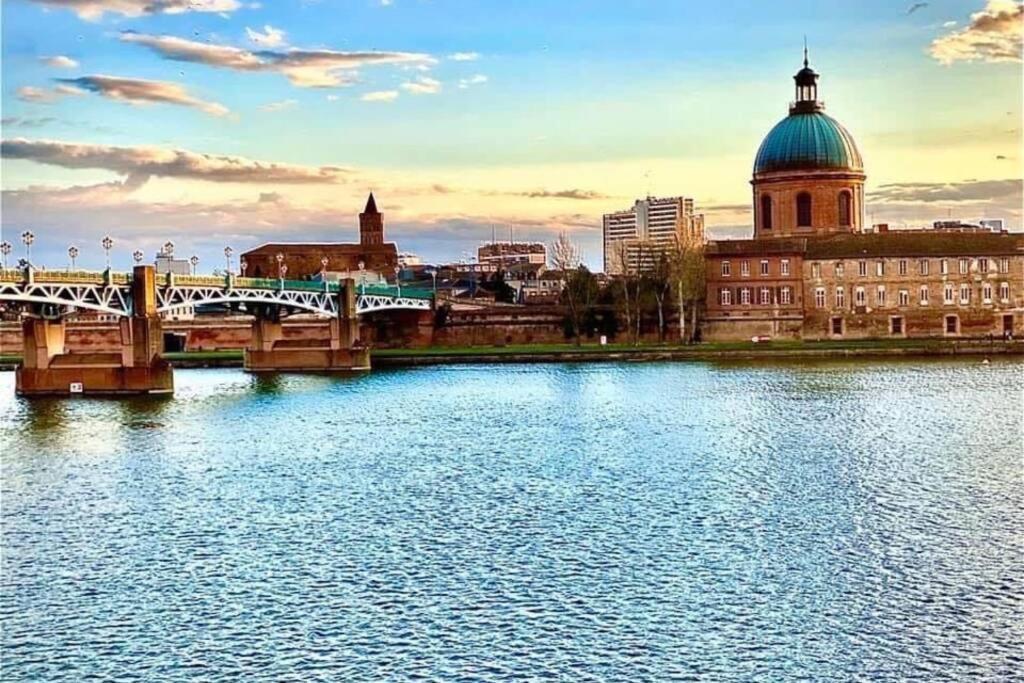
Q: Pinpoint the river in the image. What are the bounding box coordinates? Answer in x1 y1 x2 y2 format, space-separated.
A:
1 359 1022 681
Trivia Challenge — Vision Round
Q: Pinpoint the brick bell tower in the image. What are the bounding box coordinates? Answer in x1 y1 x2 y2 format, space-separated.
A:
359 192 384 247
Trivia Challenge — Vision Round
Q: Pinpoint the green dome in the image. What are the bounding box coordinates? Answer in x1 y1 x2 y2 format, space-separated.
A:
754 111 862 174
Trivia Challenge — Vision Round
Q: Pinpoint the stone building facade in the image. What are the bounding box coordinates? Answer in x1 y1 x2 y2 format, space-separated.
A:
240 193 398 280
703 54 1024 341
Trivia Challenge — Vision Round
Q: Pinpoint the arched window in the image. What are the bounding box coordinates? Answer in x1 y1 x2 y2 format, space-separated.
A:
838 191 852 227
761 195 773 231
796 192 812 227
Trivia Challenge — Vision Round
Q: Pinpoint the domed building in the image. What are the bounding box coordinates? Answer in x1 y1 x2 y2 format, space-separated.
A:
702 52 1023 343
751 51 865 238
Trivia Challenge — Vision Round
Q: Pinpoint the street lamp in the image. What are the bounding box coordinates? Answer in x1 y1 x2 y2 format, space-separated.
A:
0 241 11 269
239 257 247 276
358 260 365 294
320 256 329 273
21 231 35 265
101 235 113 270
275 252 286 281
224 246 233 275
394 265 401 297
189 255 199 275
133 250 144 264
68 245 79 271
163 241 175 257
426 268 437 297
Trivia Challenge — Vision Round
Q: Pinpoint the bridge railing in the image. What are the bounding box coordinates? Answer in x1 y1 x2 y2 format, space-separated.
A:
360 284 434 300
0 268 131 285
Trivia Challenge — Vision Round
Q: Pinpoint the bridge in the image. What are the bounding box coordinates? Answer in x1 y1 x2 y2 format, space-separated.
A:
0 266 434 396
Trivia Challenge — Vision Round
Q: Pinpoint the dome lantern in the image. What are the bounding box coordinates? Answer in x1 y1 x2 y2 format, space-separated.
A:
792 43 822 114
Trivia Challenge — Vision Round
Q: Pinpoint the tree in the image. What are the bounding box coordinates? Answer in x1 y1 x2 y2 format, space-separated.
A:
650 251 674 342
492 269 517 304
670 239 706 343
550 232 587 345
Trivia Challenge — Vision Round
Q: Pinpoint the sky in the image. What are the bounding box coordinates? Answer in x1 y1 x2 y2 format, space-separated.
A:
1 0 1022 271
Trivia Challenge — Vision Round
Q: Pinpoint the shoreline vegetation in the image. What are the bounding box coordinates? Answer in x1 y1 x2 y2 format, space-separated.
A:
0 339 1020 370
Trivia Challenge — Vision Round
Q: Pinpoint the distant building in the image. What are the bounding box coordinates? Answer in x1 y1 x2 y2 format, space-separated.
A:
398 252 423 267
477 241 546 268
241 193 398 281
603 196 705 275
154 250 190 275
931 220 1005 233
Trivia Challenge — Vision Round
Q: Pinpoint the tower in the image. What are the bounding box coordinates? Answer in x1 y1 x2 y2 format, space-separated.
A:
359 192 384 247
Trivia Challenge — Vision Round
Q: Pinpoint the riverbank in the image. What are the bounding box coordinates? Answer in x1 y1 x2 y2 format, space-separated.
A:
1 338 1020 370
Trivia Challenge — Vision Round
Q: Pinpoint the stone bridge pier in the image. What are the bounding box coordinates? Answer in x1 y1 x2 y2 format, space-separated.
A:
16 266 173 396
243 278 370 372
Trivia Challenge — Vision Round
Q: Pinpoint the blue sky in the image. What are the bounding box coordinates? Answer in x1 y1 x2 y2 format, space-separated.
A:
2 0 1021 270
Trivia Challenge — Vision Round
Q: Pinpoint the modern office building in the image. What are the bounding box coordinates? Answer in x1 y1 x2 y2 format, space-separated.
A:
603 196 705 275
477 241 547 268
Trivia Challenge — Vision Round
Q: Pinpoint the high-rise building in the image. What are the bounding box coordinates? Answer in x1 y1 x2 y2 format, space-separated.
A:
477 242 546 267
602 196 705 275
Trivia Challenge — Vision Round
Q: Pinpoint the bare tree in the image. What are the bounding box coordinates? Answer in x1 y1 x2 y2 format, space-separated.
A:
550 232 584 345
670 239 706 343
651 251 673 342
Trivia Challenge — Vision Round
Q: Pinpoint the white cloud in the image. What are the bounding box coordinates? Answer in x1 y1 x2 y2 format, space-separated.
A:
400 76 441 95
16 85 86 104
449 52 480 61
246 24 286 47
458 74 488 89
58 75 229 117
942 20 958 27
930 0 1023 65
120 31 436 88
326 94 340 101
361 90 399 102
27 0 241 20
40 55 79 69
259 98 298 112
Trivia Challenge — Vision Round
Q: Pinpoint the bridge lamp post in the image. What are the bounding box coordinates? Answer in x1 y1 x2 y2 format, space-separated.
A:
163 241 174 257
358 260 365 295
1 241 11 269
189 255 199 275
133 250 144 265
239 257 247 277
68 245 79 271
394 265 402 297
21 231 35 267
224 246 233 275
101 235 114 270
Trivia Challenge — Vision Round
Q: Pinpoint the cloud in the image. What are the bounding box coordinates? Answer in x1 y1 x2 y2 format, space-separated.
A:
41 55 79 69
361 90 399 102
505 189 611 200
458 74 488 89
943 20 958 27
449 52 480 61
27 0 241 20
57 75 229 117
907 2 928 15
930 0 1023 65
16 84 86 103
868 178 1022 203
246 25 285 47
1 138 349 186
120 31 435 88
400 76 441 94
1 116 59 128
258 98 297 112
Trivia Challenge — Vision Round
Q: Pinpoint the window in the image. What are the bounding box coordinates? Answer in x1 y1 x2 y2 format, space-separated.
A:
835 287 845 308
740 287 750 305
919 259 929 275
811 262 820 279
982 283 992 303
721 260 731 276
959 284 971 304
940 259 949 275
999 282 1010 302
815 287 826 308
898 290 909 307
978 258 988 273
781 259 790 276
876 286 886 306
835 262 844 278
959 258 969 275
858 260 867 277
998 257 1009 274
876 261 885 277
898 259 907 275
796 192 812 227
760 260 769 276
838 191 852 227
891 317 904 336
720 288 732 306
741 260 750 277
760 287 771 305
761 195 773 231
781 286 792 305
944 284 954 304
831 317 843 336
945 315 958 335
920 285 929 305
855 287 866 306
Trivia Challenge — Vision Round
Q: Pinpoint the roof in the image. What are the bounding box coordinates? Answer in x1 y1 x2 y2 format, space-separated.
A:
805 231 1024 258
363 192 379 214
707 238 808 256
754 111 863 175
242 242 397 255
